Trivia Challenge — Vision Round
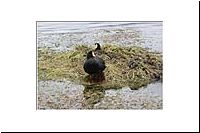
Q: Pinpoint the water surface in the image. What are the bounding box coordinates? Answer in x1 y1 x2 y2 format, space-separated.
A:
37 22 162 52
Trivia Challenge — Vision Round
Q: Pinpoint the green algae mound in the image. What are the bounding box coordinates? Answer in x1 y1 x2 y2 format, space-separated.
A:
38 44 162 89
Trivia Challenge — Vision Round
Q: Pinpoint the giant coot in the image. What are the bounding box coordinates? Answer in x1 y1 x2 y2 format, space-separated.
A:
83 51 106 75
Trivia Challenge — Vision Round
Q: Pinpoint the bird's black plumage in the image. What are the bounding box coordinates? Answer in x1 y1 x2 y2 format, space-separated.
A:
83 51 106 75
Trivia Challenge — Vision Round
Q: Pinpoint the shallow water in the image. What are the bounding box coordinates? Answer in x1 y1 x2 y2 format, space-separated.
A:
37 22 163 109
37 22 162 52
38 80 162 109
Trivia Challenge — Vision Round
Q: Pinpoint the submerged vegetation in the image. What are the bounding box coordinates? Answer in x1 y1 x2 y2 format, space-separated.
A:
38 44 162 90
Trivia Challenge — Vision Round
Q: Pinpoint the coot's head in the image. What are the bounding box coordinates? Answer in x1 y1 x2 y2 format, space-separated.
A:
95 43 101 50
86 51 95 59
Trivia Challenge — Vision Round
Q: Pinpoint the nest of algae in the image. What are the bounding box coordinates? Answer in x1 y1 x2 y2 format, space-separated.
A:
38 44 162 90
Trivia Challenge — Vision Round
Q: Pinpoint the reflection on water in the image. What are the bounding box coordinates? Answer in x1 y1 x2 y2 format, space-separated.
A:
83 85 105 109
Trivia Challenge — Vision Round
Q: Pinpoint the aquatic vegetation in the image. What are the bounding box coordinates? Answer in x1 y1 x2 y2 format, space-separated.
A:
38 44 162 89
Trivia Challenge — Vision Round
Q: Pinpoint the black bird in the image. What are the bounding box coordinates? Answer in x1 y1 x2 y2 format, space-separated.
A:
83 51 106 76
